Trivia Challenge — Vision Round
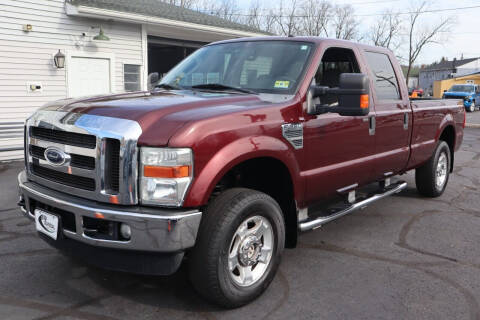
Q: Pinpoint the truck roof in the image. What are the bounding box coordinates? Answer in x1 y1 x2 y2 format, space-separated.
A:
207 36 393 55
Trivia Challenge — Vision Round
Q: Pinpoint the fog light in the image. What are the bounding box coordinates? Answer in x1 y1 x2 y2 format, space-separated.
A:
120 223 131 240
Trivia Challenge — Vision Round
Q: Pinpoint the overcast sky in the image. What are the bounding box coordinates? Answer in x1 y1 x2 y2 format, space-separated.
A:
236 0 480 65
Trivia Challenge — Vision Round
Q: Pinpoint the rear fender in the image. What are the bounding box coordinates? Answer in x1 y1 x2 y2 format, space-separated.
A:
435 114 454 142
183 136 302 207
436 114 456 172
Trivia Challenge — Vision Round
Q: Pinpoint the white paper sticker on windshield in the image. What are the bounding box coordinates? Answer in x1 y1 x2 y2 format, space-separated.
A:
207 73 220 84
192 73 203 85
274 80 290 89
301 45 308 50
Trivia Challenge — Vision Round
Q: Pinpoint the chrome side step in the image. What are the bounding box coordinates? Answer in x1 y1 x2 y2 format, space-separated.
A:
299 181 407 232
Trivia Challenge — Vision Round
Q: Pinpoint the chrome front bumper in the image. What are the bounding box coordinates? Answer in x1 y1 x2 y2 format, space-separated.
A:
18 170 202 253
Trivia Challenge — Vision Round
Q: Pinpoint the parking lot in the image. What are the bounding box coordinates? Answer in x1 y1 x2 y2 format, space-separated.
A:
0 127 479 320
467 109 480 127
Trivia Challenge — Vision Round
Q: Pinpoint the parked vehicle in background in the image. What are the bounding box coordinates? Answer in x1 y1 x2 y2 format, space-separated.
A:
409 87 424 98
443 84 480 112
18 37 465 308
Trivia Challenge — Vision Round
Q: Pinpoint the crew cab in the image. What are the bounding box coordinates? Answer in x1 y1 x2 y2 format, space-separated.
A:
443 83 480 112
17 37 465 308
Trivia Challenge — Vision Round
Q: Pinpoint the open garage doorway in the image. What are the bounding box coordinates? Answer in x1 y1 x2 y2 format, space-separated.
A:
147 36 207 81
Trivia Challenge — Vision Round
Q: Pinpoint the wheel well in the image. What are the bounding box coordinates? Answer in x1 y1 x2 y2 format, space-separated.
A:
208 157 298 248
439 125 455 172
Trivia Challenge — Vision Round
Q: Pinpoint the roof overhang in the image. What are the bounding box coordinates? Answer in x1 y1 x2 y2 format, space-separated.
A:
65 3 266 40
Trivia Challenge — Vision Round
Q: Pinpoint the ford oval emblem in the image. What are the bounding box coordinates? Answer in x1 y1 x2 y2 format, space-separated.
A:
44 147 69 166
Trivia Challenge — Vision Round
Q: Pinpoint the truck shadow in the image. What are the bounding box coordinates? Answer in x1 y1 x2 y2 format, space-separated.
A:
81 261 222 313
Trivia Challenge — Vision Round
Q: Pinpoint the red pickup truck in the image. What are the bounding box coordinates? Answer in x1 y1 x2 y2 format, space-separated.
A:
18 37 464 307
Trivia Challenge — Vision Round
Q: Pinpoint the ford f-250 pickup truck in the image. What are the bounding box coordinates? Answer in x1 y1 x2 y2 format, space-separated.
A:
18 37 465 308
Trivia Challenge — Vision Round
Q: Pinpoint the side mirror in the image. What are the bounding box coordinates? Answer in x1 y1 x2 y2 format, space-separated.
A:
443 90 447 92
309 73 370 116
149 72 160 84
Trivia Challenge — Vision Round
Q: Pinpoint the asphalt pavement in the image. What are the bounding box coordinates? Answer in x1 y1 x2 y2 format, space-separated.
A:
0 129 479 320
467 109 480 127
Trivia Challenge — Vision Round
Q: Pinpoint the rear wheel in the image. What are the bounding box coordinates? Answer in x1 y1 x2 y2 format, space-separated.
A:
469 104 475 112
188 188 285 308
415 141 451 197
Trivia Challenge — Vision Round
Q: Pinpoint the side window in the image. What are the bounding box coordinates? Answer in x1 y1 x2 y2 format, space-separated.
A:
364 51 401 100
314 47 360 105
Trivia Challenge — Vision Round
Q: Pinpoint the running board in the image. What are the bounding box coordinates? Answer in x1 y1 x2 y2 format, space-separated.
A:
299 181 407 232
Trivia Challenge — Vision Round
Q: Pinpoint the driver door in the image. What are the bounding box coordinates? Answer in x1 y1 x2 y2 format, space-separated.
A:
302 46 376 205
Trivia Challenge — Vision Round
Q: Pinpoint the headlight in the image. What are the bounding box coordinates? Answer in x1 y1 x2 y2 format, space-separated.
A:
466 96 472 101
139 147 193 207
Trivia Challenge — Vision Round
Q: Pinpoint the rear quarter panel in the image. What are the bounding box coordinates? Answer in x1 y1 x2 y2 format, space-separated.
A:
406 99 464 170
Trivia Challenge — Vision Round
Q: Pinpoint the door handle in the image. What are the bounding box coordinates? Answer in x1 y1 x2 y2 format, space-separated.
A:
369 116 376 136
403 112 409 130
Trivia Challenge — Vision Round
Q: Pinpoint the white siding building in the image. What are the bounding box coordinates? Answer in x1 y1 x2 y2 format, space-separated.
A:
0 0 266 160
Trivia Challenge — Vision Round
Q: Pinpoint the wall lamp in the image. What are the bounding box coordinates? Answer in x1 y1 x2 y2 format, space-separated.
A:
93 26 110 41
54 50 65 69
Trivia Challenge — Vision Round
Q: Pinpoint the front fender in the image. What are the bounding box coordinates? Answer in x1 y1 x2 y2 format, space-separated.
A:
182 136 303 207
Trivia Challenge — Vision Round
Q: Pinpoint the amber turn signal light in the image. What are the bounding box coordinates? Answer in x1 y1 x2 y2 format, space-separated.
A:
360 94 369 109
143 165 190 178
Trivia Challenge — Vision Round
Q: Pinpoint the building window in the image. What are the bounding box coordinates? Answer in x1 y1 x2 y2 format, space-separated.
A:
124 64 141 92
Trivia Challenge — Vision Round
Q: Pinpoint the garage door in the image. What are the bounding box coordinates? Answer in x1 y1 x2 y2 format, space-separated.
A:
68 56 112 97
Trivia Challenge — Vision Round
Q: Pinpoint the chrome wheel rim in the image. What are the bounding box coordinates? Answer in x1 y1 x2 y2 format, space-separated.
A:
436 152 448 190
227 215 274 287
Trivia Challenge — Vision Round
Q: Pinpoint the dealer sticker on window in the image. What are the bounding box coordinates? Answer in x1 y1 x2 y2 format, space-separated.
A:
274 80 290 89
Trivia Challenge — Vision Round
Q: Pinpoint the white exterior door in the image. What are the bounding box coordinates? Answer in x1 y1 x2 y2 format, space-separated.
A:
67 55 113 98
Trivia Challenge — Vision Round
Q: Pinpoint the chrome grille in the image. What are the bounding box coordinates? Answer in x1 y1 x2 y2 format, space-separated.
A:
25 110 142 205
30 145 95 170
31 163 96 191
30 126 96 148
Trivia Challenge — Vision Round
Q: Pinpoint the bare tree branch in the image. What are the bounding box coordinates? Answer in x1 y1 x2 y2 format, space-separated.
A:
272 0 300 36
332 5 359 40
369 10 402 50
162 0 197 9
195 0 241 23
406 1 454 86
298 0 331 37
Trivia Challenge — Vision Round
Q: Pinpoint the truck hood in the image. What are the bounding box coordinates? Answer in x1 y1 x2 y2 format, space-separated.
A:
40 90 270 146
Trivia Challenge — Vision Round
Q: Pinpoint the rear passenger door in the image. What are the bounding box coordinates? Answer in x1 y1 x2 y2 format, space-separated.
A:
363 51 411 180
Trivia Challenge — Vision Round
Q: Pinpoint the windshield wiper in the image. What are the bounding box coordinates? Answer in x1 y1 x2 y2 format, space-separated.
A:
191 83 258 95
154 83 184 90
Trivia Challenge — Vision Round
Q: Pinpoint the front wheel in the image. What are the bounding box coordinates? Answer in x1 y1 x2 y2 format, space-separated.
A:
188 188 285 308
469 104 475 112
415 141 451 197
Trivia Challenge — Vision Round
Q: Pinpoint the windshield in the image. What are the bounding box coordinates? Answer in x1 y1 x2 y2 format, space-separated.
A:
159 40 315 95
449 85 475 92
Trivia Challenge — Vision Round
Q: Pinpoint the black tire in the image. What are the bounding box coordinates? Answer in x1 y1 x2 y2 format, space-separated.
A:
188 188 285 308
415 141 451 197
